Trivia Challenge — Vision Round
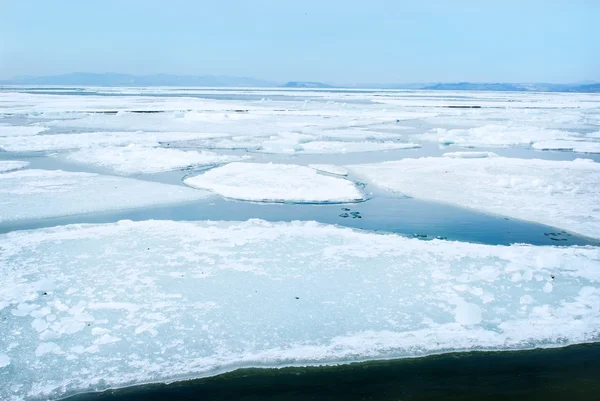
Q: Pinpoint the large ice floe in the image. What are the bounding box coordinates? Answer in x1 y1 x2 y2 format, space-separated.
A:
0 169 210 222
0 161 29 173
0 125 47 137
416 124 600 153
0 131 228 152
0 219 599 400
66 145 248 174
348 157 600 239
184 162 364 203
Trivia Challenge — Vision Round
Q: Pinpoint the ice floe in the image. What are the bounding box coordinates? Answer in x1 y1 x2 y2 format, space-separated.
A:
0 125 47 137
0 161 29 173
418 124 582 148
308 164 349 176
443 152 498 158
348 157 600 239
0 169 211 222
0 131 228 152
298 141 420 154
0 219 599 399
184 162 364 203
67 145 248 174
531 140 600 154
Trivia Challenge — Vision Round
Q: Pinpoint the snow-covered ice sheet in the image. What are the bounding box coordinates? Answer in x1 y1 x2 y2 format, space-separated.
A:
0 131 228 152
532 140 600 154
348 157 600 239
443 151 498 158
0 161 29 173
308 164 349 176
417 124 583 148
184 162 364 203
0 169 211 222
0 125 47 137
298 141 420 154
0 219 599 400
67 146 249 174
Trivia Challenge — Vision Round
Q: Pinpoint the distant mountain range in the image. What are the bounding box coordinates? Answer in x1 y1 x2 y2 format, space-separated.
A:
0 73 598 92
0 73 276 87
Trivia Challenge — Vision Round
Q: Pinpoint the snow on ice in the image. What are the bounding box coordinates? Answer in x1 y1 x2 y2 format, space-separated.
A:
184 162 364 203
67 145 249 174
0 219 599 399
348 157 600 239
0 169 211 222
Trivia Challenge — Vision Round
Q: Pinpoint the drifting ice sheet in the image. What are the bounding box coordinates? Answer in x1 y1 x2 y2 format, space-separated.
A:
348 157 600 239
184 162 364 203
0 169 211 222
308 164 349 176
443 151 498 158
0 125 47 137
0 131 227 152
67 146 248 174
0 161 29 173
532 140 600 154
298 141 420 154
0 219 599 400
418 124 583 149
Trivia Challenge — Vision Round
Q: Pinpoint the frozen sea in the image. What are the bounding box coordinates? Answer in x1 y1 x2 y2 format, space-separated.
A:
1 86 599 400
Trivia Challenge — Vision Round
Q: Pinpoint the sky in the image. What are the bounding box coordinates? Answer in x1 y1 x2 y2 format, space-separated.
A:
0 0 598 84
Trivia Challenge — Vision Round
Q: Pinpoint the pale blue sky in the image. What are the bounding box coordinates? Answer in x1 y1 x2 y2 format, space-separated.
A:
1 0 598 83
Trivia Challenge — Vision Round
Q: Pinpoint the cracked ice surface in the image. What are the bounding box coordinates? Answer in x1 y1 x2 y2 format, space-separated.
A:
348 157 600 239
0 131 228 152
0 219 599 400
0 161 29 173
67 145 249 174
184 162 364 203
0 125 47 137
0 169 211 222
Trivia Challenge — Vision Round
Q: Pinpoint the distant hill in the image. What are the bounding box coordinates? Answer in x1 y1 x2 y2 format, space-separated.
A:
282 81 332 88
422 82 600 93
1 73 598 93
0 72 277 87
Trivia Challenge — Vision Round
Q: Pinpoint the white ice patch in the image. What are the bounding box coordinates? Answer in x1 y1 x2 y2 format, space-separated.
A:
308 164 349 176
349 157 600 239
0 161 29 173
184 162 364 203
0 354 10 368
443 152 498 158
0 169 211 222
532 140 600 154
298 141 420 154
0 219 599 399
0 125 47 137
419 124 582 149
0 131 228 152
67 145 248 174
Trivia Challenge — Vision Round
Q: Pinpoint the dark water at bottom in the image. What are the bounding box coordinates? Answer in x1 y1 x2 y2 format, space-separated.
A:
66 343 600 401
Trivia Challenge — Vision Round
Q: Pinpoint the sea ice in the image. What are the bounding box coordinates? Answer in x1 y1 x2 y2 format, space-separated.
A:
443 151 498 158
348 157 600 239
531 140 600 154
184 162 364 203
298 141 420 154
67 145 249 174
0 161 29 173
0 131 228 152
417 124 582 148
0 169 211 222
0 125 47 137
1 219 599 399
308 164 349 176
